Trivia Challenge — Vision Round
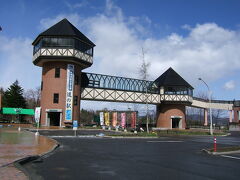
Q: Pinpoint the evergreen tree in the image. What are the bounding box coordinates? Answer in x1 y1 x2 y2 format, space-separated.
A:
2 80 26 108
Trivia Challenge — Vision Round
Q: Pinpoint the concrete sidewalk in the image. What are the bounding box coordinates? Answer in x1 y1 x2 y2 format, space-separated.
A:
0 128 58 180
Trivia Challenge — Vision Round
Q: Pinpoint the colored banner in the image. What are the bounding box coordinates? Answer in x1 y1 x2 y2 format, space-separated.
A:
34 107 41 123
104 112 110 126
112 112 117 127
65 64 74 122
99 112 104 126
121 113 126 128
131 112 137 128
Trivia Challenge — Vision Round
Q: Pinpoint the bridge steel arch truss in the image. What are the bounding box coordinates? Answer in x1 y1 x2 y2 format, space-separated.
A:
81 73 193 104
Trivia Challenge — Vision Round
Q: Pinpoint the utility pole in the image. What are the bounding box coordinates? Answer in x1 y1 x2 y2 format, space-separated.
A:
198 78 213 135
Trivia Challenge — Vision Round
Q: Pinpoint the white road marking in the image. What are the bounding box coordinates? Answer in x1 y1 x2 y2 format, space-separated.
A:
221 155 240 160
49 135 96 138
147 141 183 143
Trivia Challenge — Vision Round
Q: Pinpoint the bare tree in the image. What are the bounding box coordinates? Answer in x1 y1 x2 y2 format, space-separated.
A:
0 87 4 109
196 91 209 100
139 47 151 133
24 87 41 109
0 87 4 94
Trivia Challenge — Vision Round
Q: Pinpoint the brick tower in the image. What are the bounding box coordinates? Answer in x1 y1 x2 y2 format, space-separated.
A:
153 68 193 129
32 19 95 127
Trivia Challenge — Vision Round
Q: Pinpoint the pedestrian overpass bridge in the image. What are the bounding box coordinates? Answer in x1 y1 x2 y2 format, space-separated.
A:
81 71 238 127
81 72 234 110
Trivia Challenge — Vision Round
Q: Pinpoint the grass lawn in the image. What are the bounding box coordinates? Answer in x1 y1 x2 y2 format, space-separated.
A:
156 129 227 136
209 146 240 152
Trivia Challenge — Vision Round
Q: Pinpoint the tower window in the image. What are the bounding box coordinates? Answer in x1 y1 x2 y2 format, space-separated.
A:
55 68 60 78
53 93 59 104
74 96 78 105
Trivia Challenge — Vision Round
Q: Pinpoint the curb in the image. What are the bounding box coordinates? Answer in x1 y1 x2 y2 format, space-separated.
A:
12 132 60 179
26 129 60 156
13 143 60 179
0 130 58 169
202 149 240 155
14 155 40 179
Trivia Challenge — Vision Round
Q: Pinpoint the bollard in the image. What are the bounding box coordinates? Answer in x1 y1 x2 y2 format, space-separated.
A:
18 126 21 131
214 136 217 152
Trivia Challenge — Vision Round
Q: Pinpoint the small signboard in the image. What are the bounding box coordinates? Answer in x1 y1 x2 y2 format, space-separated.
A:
73 120 78 130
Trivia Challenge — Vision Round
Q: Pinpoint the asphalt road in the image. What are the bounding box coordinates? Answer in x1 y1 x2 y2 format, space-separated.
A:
22 131 240 180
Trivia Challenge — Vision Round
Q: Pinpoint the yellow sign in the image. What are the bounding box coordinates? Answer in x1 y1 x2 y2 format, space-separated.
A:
104 112 110 126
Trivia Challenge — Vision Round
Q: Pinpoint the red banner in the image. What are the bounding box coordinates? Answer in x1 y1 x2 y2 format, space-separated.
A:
121 113 126 128
131 112 136 128
112 112 117 127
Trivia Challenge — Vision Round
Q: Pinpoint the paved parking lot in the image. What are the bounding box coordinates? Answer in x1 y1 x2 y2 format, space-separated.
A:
22 131 240 180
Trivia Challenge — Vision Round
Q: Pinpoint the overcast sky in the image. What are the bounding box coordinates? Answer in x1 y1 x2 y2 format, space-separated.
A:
0 0 240 111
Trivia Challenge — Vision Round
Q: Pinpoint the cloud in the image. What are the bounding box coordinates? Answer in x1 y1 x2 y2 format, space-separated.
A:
224 80 236 90
36 0 240 93
0 36 41 90
83 12 240 87
64 0 88 10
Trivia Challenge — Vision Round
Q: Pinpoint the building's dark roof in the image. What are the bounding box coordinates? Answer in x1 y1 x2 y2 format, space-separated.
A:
153 67 193 89
32 18 95 46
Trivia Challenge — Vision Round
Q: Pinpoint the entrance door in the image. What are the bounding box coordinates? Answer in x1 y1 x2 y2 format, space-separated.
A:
172 118 180 128
48 112 61 126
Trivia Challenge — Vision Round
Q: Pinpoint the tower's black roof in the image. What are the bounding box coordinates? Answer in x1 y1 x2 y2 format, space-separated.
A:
32 18 95 46
154 67 193 89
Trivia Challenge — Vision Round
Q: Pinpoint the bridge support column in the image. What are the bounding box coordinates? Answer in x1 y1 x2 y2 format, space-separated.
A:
233 107 240 123
204 108 208 126
156 104 186 129
229 110 233 123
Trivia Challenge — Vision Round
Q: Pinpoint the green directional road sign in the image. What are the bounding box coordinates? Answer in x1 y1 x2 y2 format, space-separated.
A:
2 108 34 115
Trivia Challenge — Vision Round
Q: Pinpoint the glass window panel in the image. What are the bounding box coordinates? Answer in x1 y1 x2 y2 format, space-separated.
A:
58 38 64 46
55 67 60 78
53 93 59 104
51 38 58 46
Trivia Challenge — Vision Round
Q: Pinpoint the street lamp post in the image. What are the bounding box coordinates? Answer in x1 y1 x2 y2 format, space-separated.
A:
198 78 213 135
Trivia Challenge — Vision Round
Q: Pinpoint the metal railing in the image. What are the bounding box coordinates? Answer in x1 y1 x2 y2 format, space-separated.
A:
83 72 158 93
